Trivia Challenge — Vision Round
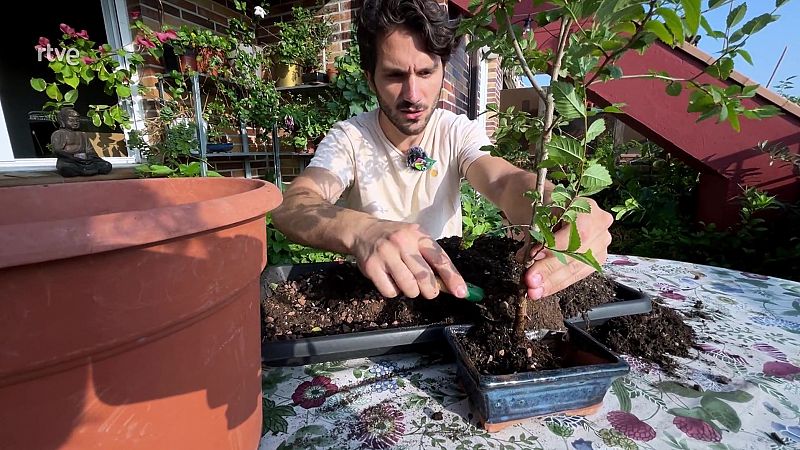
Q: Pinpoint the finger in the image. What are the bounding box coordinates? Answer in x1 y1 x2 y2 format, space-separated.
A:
383 252 422 298
419 238 466 298
401 251 439 299
361 262 401 298
531 229 611 298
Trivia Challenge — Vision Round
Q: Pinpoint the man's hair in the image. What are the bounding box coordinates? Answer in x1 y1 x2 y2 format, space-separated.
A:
356 0 461 75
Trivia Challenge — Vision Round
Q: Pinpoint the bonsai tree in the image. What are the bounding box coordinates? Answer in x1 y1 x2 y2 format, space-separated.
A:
460 0 788 355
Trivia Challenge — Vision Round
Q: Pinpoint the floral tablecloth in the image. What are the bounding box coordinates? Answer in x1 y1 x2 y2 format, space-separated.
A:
259 255 800 450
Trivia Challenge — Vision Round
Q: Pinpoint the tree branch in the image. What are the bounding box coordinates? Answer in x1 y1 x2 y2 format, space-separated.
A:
504 12 548 103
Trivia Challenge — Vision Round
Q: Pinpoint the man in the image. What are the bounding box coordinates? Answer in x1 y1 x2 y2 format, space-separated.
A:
271 0 613 301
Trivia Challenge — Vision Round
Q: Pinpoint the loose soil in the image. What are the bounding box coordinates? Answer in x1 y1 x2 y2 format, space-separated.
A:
261 234 696 375
262 235 617 342
587 301 697 374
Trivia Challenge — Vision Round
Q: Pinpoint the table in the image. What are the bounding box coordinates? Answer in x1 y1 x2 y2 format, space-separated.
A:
259 255 800 449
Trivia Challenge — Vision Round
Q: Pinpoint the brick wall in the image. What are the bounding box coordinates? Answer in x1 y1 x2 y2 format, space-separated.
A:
484 56 501 141
439 37 470 116
127 0 482 178
256 0 357 64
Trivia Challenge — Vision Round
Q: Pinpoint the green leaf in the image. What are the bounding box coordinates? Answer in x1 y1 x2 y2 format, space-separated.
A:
116 85 131 98
726 4 747 28
64 75 80 89
550 249 569 266
701 396 741 432
603 104 625 113
657 381 704 398
579 163 612 196
737 49 753 65
707 0 726 10
91 113 102 127
705 389 753 403
612 379 632 412
644 21 673 45
681 0 701 37
730 13 778 43
666 82 683 96
657 8 685 43
668 406 713 421
565 249 602 272
567 221 581 252
262 398 296 435
585 118 606 143
64 89 78 104
550 185 571 208
777 0 790 6
45 83 62 101
551 81 585 120
570 198 591 213
545 135 583 165
30 78 46 91
150 165 175 175
262 369 292 396
707 57 734 80
727 104 740 132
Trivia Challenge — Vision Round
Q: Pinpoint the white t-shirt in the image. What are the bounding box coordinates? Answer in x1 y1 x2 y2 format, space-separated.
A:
306 108 492 240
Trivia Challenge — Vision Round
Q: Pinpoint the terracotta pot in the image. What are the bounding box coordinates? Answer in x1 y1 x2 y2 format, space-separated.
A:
0 177 282 449
179 49 198 73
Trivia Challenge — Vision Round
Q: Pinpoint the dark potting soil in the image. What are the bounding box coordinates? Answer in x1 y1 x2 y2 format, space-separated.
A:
587 301 697 374
261 235 620 342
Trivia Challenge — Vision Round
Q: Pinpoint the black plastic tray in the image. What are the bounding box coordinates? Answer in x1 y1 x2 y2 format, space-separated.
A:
261 262 650 366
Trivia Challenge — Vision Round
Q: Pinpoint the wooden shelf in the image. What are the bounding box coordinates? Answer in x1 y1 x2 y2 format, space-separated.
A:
204 152 269 158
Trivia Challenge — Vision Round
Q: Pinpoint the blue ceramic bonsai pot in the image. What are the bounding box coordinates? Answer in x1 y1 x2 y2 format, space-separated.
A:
444 322 630 432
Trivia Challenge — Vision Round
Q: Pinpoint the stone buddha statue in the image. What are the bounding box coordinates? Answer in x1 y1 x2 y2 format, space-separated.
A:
51 107 112 177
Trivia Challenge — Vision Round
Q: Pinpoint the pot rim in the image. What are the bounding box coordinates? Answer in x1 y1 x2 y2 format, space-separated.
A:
0 177 282 269
444 323 630 389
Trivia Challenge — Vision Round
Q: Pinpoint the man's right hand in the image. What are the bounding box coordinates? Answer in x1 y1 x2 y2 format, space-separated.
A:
352 220 467 300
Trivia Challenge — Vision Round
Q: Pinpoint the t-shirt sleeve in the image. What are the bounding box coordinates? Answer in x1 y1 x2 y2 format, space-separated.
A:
305 123 356 190
456 116 493 177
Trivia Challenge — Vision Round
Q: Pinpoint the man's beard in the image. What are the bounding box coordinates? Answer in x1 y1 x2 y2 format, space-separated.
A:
376 88 441 137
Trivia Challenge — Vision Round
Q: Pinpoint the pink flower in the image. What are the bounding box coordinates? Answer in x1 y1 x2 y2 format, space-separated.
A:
98 45 107 54
291 376 338 409
134 35 156 49
35 37 50 51
60 23 76 37
607 411 656 441
154 30 178 43
130 10 141 20
661 290 686 301
763 361 800 379
82 56 95 65
673 416 721 442
611 259 637 266
350 402 405 449
75 29 89 40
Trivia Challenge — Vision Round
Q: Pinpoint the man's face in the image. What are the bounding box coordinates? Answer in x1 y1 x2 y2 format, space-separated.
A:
367 26 444 139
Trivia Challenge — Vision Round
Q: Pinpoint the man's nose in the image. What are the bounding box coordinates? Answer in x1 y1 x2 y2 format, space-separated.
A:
401 76 421 104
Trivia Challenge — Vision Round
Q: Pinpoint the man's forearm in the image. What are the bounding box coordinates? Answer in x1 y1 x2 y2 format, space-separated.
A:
271 188 378 255
498 170 555 228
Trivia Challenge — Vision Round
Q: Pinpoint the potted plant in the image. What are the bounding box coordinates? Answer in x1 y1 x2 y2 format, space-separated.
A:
0 178 283 448
269 7 334 86
439 0 787 431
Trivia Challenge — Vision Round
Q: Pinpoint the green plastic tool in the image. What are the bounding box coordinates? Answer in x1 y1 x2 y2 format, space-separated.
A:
436 277 485 302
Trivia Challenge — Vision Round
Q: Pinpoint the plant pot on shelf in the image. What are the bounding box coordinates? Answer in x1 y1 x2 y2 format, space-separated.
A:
444 323 630 433
178 48 198 73
272 61 301 87
0 177 283 449
207 142 234 153
301 71 325 84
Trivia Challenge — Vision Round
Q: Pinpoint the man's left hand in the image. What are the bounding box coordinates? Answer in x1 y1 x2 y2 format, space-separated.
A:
516 197 613 300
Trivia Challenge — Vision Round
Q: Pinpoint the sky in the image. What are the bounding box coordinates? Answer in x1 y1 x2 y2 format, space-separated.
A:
525 1 800 96
697 0 800 96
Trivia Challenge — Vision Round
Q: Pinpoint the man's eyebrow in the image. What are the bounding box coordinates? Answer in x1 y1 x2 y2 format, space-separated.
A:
379 60 440 74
